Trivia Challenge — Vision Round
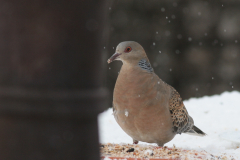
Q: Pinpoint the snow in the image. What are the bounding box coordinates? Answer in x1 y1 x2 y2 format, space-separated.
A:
124 109 128 117
144 149 153 155
98 91 240 159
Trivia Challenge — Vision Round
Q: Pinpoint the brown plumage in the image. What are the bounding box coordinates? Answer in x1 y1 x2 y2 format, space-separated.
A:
108 41 206 146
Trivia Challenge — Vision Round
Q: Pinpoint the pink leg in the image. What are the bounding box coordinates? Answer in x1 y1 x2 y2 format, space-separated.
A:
133 140 139 144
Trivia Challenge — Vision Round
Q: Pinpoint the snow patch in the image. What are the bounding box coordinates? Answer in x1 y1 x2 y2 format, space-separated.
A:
98 91 240 159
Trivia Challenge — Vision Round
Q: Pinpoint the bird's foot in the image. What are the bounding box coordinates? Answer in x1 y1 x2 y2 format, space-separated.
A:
133 140 139 144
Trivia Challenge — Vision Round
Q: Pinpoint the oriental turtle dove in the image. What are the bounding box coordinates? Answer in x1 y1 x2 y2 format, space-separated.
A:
108 41 206 146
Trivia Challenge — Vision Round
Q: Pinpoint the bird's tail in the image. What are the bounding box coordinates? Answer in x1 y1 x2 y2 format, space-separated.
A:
185 125 206 137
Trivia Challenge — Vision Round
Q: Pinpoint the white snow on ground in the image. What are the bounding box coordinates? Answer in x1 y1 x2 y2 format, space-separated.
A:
98 91 240 159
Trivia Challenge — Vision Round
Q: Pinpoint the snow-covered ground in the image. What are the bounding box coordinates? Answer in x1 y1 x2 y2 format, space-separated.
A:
98 91 240 159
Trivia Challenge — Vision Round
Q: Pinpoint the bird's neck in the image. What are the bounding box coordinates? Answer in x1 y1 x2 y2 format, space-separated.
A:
117 59 154 87
138 59 154 73
121 58 153 73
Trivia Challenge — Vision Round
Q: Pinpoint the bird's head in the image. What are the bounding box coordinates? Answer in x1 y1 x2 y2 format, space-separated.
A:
107 41 148 65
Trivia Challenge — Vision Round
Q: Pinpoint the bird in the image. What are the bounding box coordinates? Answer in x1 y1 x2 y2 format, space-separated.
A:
107 41 206 146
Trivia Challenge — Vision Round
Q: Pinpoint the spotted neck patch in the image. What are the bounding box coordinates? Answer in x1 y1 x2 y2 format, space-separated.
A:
138 59 153 73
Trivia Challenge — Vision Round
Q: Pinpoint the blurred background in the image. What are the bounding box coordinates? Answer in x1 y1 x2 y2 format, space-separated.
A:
103 0 240 106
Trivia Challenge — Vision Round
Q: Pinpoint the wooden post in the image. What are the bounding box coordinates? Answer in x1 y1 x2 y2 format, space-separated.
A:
0 0 108 159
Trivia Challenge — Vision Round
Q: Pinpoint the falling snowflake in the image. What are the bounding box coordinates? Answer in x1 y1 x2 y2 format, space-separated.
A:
125 110 128 117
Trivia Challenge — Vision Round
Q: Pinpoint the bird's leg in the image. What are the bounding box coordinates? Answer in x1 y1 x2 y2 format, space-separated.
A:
133 139 139 144
157 143 163 147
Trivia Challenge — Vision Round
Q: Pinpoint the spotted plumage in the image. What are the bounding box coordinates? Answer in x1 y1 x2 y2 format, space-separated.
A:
138 59 154 73
169 89 193 134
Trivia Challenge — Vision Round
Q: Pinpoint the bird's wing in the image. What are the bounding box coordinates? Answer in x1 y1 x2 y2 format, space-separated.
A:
169 88 194 134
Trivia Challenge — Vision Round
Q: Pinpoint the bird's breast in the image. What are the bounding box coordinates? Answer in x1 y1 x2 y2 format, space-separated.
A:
114 68 158 109
113 67 174 143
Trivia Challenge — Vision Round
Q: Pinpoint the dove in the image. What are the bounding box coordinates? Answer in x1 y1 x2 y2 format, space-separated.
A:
107 41 206 146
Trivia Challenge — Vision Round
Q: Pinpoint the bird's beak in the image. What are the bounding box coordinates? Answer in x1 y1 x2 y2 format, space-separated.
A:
107 53 121 64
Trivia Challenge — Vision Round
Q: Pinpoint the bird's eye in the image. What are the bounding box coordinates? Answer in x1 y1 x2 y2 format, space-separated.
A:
124 46 132 53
